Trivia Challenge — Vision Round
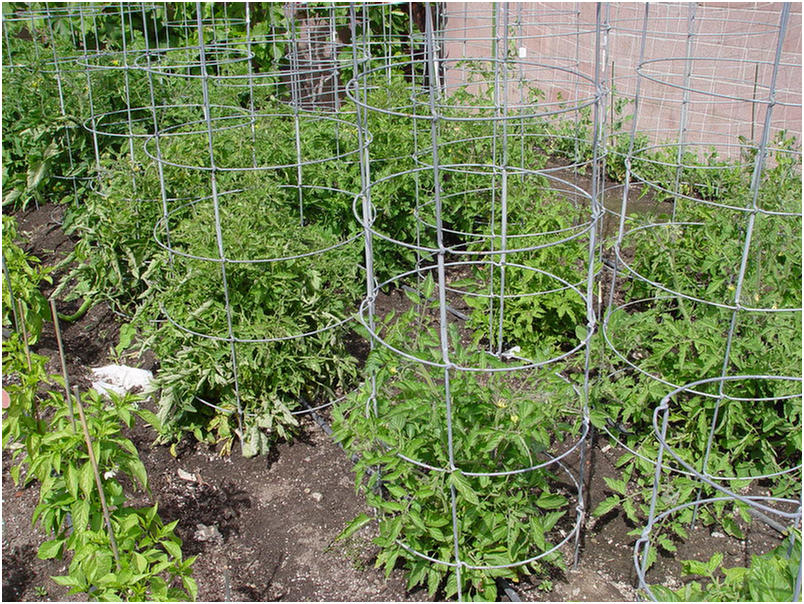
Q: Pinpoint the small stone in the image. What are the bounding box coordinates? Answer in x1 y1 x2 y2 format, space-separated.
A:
177 468 197 482
194 523 223 543
311 491 323 502
304 487 311 494
711 530 726 538
268 581 286 599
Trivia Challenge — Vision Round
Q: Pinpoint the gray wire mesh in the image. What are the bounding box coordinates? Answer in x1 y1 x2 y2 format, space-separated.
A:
136 5 367 444
347 4 601 599
2 2 801 601
634 375 802 601
600 1 802 469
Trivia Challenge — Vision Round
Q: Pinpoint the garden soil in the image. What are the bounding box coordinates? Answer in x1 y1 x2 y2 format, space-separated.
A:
2 202 777 602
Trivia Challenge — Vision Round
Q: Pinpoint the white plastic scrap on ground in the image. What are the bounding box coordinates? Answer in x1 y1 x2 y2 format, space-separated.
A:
91 365 153 398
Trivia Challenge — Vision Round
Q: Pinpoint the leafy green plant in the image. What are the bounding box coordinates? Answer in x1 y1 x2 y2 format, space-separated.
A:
592 133 802 548
333 296 582 600
54 159 166 318
139 186 363 456
649 530 801 602
451 175 592 360
1 49 94 211
2 215 53 342
5 385 196 602
2 215 55 451
49 502 197 602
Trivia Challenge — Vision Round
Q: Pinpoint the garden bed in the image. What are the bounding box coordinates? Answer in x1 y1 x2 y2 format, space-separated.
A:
5 201 793 603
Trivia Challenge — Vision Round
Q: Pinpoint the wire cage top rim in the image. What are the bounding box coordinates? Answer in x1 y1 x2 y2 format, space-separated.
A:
153 185 363 265
637 57 802 108
359 260 593 374
346 57 600 120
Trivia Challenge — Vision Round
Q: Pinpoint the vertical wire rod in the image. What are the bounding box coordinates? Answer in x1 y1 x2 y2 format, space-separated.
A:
424 3 463 599
349 4 378 417
118 2 138 175
575 0 607 570
605 2 650 312
45 3 79 207
288 7 305 224
194 1 245 439
141 4 175 273
670 3 698 223
493 3 510 360
245 2 257 168
78 9 102 173
693 2 792 520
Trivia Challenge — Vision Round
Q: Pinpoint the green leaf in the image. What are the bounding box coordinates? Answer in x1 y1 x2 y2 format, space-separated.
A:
589 409 609 429
704 552 724 575
38 538 65 559
116 323 136 355
127 459 149 491
427 568 442 597
622 498 639 523
52 574 83 588
722 565 749 584
27 158 50 191
722 516 745 540
449 470 480 506
72 499 90 532
381 550 399 578
136 408 161 431
422 274 435 300
536 492 566 510
335 513 372 542
79 460 95 499
682 555 718 577
407 561 429 590
182 575 199 600
404 288 422 305
162 539 182 561
658 535 677 553
132 551 148 573
602 476 627 496
650 585 685 601
592 495 620 517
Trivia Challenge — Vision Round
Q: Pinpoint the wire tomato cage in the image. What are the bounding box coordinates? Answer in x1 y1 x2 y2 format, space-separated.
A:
2 3 800 601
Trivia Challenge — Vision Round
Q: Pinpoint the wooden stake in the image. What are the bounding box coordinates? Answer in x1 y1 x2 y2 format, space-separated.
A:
73 387 120 567
49 299 76 433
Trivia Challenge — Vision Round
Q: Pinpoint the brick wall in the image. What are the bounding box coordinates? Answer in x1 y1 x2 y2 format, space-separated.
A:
442 2 802 159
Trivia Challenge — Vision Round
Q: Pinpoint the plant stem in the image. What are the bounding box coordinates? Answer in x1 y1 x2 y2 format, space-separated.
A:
58 297 92 323
17 299 39 424
73 386 121 568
